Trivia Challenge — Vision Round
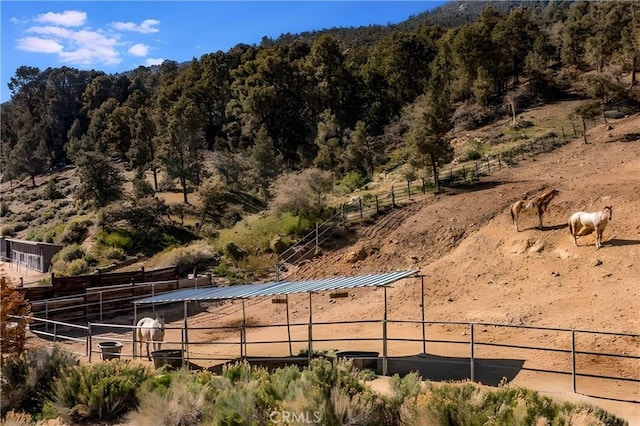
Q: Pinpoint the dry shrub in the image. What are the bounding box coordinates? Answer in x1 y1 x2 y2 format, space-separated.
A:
127 369 210 426
1 410 33 426
0 276 32 357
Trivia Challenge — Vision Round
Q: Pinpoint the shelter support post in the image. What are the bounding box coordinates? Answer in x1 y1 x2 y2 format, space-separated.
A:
242 299 247 360
88 323 92 362
286 294 292 356
421 276 426 354
382 286 388 376
308 292 313 366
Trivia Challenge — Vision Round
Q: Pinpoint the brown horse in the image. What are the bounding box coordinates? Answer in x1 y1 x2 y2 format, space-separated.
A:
510 189 560 232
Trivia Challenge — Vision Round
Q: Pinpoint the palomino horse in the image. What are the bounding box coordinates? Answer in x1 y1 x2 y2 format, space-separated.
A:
510 188 560 232
568 206 612 249
136 313 165 360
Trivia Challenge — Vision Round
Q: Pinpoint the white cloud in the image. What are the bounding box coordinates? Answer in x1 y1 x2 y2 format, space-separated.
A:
145 58 164 66
35 10 86 27
16 37 63 53
10 17 29 25
26 25 73 39
111 19 160 34
13 10 160 69
128 43 149 56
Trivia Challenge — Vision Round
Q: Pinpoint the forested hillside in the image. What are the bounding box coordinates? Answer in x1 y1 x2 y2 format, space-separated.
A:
1 0 639 278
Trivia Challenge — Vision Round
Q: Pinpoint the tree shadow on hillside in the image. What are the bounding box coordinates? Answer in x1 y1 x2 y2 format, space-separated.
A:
441 180 509 193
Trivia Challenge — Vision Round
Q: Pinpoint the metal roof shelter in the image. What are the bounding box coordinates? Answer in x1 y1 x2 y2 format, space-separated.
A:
132 270 422 373
134 270 419 305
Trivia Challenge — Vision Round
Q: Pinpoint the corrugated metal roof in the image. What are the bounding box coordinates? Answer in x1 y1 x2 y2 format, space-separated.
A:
134 270 419 305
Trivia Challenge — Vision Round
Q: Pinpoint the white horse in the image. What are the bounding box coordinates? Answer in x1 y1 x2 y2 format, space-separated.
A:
136 313 165 360
568 206 612 249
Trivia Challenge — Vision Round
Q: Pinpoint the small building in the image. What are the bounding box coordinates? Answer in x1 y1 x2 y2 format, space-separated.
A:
0 237 62 273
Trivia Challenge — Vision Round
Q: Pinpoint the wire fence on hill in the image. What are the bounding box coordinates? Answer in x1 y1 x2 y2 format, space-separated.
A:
275 116 606 280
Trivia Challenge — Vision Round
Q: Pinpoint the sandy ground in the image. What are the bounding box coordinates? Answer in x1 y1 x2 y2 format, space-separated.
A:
23 107 640 423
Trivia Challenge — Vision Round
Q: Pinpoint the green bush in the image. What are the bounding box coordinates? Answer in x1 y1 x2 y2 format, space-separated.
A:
44 223 65 244
40 178 63 200
41 211 55 221
383 372 423 424
225 242 248 263
51 360 150 424
59 220 92 245
101 246 126 261
133 177 155 199
338 172 367 195
0 225 16 237
3 222 29 238
0 346 78 417
127 369 212 426
97 230 133 250
54 244 85 262
465 149 483 161
0 201 10 217
66 258 89 276
400 382 628 426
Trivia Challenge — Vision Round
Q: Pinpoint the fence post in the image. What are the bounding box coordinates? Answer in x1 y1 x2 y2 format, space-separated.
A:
341 204 346 227
486 158 490 174
422 178 426 194
572 122 577 137
358 199 363 219
184 301 189 366
421 276 426 354
572 330 576 393
88 322 92 362
391 186 396 208
530 141 535 155
475 163 479 179
498 154 501 169
99 291 103 322
407 180 411 198
85 322 90 357
470 323 475 382
45 300 49 333
462 166 466 182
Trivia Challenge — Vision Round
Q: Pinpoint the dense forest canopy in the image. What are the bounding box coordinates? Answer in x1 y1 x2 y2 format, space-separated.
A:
1 1 639 229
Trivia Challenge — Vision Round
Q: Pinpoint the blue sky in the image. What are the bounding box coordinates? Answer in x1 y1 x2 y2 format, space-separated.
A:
1 1 446 102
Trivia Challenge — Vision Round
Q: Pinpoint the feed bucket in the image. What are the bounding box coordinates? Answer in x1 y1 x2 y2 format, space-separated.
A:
151 349 183 369
336 351 379 370
98 341 123 360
